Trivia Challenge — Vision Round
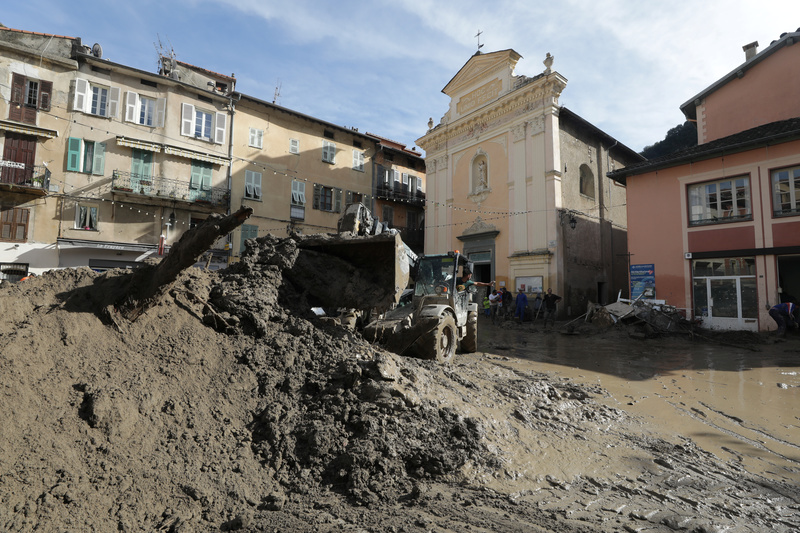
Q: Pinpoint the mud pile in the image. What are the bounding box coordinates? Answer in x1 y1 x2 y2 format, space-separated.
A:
3 234 797 532
0 235 508 531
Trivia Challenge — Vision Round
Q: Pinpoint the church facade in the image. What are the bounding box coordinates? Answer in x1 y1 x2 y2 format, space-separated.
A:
416 49 643 316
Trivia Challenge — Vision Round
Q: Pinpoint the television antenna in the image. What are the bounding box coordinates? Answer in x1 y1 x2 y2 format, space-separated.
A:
475 29 484 52
273 79 282 105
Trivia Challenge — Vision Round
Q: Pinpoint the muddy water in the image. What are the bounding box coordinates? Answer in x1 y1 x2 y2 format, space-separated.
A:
480 323 800 486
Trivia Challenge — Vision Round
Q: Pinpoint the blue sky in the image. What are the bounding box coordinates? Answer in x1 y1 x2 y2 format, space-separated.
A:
5 1 800 152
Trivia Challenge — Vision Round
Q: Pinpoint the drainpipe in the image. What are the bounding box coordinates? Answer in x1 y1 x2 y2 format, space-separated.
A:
225 93 241 262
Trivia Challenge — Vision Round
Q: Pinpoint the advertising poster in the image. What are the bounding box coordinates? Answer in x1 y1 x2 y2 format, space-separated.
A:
630 264 655 300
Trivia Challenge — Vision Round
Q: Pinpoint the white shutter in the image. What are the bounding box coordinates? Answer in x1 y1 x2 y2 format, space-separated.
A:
181 103 194 137
155 98 166 128
73 78 89 112
290 139 299 154
108 87 121 118
214 112 226 144
125 91 139 122
402 173 410 185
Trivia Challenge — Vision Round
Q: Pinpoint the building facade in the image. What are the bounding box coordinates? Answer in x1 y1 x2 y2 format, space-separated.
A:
609 30 800 332
416 50 641 314
227 93 377 257
368 134 426 254
0 27 235 279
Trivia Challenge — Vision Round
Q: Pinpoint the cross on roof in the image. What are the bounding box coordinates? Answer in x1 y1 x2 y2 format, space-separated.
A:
475 29 484 51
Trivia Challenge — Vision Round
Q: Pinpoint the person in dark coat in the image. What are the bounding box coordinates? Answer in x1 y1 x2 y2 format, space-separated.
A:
769 301 799 336
542 288 562 328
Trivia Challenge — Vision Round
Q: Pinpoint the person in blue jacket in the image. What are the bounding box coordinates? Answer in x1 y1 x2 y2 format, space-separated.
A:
514 288 528 323
769 301 799 336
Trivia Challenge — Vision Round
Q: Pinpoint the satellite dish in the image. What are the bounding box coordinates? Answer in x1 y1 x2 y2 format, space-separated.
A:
91 43 103 58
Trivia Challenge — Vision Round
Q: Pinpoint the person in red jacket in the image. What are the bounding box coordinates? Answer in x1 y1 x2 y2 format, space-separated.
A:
769 301 799 336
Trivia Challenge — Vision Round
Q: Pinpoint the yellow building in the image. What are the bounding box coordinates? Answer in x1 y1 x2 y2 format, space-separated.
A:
228 93 377 257
417 50 642 315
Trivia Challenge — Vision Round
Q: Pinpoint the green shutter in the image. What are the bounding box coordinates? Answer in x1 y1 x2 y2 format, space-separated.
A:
67 137 81 172
334 188 342 212
313 183 320 210
201 164 212 191
92 142 105 175
190 162 202 190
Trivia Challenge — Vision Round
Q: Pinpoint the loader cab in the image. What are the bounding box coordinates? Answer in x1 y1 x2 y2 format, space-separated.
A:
414 252 470 297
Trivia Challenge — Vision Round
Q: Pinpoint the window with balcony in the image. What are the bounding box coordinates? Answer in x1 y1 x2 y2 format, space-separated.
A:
0 207 29 242
322 141 336 164
189 160 213 202
66 137 106 175
249 128 264 149
291 180 306 220
772 165 800 217
245 170 262 200
124 92 166 127
688 176 751 226
75 203 98 231
9 73 51 124
73 78 120 118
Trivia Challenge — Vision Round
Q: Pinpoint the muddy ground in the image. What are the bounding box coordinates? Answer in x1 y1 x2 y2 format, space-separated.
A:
0 234 798 532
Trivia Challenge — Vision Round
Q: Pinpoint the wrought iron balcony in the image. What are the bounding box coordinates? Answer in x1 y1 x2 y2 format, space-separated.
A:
0 163 50 190
376 182 426 207
112 170 229 208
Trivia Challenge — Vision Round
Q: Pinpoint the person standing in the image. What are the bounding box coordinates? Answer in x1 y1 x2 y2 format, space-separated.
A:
501 287 513 320
542 288 562 329
769 301 799 336
489 289 501 324
514 289 528 323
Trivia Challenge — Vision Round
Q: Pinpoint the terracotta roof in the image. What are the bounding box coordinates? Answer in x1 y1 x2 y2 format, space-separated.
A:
175 59 235 81
0 26 75 40
608 117 800 183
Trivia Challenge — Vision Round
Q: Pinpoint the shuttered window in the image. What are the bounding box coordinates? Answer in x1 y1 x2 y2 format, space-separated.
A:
0 207 29 242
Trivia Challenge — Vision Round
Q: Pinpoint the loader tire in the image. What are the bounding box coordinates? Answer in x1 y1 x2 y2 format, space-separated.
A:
461 311 478 353
419 314 457 364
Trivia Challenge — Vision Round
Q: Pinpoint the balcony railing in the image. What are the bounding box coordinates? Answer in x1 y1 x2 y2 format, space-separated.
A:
0 163 50 190
112 170 229 208
376 182 426 207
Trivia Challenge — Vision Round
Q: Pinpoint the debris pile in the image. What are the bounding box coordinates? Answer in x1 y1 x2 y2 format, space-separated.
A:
588 297 696 336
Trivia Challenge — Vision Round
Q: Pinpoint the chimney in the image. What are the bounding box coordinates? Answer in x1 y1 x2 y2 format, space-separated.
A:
743 41 758 61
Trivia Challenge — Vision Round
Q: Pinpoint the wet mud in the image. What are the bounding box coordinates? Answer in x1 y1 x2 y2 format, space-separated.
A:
0 234 798 532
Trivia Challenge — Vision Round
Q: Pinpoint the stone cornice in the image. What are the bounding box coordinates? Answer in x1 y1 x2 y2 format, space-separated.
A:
418 74 567 153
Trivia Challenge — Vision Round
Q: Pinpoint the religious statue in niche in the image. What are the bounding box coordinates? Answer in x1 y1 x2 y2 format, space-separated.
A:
469 152 491 206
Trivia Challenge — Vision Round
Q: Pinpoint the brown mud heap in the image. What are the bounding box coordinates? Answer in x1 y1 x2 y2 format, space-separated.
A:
1 234 798 532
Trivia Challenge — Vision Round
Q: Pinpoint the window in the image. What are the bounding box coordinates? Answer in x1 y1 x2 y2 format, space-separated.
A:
407 211 418 230
75 204 98 230
249 128 264 149
382 205 394 226
291 181 306 220
9 73 51 123
124 92 166 127
579 164 595 198
240 224 258 253
1 207 29 242
189 161 213 202
66 137 105 175
290 139 299 154
313 184 342 212
688 176 751 226
73 78 120 118
245 170 262 200
772 165 800 217
180 103 226 144
353 150 364 171
322 140 336 163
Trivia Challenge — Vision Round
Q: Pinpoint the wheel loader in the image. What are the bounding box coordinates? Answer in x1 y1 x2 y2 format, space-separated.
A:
291 202 479 363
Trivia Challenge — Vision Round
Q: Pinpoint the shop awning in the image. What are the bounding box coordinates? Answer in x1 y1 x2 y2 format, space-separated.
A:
116 136 162 152
57 238 160 253
0 119 58 139
163 144 230 166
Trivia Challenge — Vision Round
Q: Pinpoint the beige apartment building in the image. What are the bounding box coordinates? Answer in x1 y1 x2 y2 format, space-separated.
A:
1 27 235 278
227 93 377 257
417 49 642 315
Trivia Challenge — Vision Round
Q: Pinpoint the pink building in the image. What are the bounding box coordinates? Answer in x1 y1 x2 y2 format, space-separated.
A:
609 29 800 331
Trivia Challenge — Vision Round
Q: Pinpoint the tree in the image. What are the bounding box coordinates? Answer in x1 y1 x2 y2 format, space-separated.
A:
640 122 697 159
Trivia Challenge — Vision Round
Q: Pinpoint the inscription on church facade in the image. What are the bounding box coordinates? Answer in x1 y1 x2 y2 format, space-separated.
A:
457 78 502 115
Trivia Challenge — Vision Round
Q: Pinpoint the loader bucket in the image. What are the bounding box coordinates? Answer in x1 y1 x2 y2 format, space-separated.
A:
288 232 411 313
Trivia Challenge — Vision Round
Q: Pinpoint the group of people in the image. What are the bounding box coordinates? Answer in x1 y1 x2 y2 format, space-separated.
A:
482 286 562 327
